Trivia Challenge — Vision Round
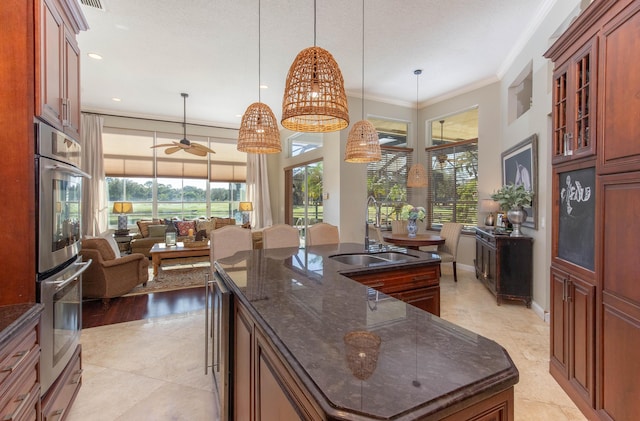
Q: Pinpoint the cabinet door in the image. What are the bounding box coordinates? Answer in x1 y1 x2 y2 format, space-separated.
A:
551 41 597 163
63 24 81 139
39 0 64 130
234 305 252 421
550 267 569 375
568 275 595 405
392 286 440 316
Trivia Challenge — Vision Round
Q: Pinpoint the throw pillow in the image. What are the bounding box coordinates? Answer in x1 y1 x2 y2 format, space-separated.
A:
148 224 167 238
137 219 160 238
214 218 236 229
196 218 216 234
175 220 196 236
100 231 121 258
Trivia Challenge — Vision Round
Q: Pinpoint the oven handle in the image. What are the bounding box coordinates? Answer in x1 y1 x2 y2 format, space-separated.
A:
45 162 92 179
51 260 92 292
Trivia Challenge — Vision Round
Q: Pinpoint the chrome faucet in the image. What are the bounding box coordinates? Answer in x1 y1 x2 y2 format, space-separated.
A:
365 195 381 251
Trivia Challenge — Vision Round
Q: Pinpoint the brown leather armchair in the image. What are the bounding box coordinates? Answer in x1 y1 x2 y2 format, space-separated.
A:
80 237 149 306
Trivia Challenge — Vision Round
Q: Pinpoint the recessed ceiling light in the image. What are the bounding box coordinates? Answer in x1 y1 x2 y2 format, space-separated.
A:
259 84 268 89
112 97 122 102
88 53 103 60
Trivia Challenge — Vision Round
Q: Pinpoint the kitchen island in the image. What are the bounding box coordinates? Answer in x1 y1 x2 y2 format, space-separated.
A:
213 243 518 420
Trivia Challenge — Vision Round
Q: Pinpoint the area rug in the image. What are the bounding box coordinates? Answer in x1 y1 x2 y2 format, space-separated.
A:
124 257 210 296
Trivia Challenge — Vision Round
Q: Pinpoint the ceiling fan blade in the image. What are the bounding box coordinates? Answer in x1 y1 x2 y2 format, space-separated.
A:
165 146 182 154
191 143 216 154
151 143 177 149
186 147 207 157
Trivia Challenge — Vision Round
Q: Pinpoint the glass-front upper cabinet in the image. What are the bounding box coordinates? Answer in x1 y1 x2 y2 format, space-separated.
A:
551 40 597 163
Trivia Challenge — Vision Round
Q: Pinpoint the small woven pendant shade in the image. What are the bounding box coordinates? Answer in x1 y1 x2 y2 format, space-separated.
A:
238 102 281 153
345 120 381 162
281 46 350 133
407 163 428 187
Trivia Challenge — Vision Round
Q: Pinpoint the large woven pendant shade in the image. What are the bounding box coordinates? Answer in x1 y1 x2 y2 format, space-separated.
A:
238 102 281 153
407 163 428 187
281 46 350 133
345 121 381 162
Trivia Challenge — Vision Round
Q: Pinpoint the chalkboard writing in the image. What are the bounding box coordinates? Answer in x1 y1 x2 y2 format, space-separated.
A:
558 167 595 270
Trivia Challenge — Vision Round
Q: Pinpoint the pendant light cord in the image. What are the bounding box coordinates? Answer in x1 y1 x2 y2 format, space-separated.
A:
361 0 365 120
414 69 421 145
258 0 262 103
313 0 317 46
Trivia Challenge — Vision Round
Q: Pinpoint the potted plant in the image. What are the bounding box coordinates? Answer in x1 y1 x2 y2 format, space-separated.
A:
400 204 426 238
490 184 533 237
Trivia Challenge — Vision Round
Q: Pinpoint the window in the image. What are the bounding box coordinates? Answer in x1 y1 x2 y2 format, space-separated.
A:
287 132 322 157
426 110 478 231
366 119 411 228
103 124 247 229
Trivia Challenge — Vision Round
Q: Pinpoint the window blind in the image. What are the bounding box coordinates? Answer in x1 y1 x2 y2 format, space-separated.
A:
426 139 478 229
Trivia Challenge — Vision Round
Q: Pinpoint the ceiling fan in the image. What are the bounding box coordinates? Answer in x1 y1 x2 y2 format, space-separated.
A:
151 93 215 157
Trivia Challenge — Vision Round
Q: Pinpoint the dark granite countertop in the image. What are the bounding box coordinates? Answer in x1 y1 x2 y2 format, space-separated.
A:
215 243 518 420
0 303 44 349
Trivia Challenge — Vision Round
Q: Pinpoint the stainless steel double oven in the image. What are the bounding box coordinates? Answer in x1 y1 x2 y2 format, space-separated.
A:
35 119 90 395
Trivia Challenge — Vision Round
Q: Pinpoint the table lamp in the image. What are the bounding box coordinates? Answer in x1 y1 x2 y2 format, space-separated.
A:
239 202 253 225
112 201 133 233
479 199 500 226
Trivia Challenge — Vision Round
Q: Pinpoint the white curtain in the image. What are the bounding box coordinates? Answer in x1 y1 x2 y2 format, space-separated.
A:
246 154 273 229
81 114 107 236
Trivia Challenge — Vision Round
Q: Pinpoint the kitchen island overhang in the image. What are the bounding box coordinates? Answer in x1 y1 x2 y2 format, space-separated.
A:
214 243 519 420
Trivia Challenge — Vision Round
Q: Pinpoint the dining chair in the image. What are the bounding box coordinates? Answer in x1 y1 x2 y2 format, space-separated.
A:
437 222 464 282
210 225 252 263
391 220 407 234
306 223 340 246
262 224 300 249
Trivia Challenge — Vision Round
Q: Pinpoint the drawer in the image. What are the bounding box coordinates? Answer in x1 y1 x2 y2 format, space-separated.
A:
0 348 40 420
42 345 82 421
0 324 38 387
350 265 440 294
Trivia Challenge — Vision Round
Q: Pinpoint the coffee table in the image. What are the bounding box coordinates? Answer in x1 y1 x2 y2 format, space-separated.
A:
149 242 210 276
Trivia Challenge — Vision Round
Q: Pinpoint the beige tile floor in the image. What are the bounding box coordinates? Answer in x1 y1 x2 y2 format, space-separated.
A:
66 266 587 421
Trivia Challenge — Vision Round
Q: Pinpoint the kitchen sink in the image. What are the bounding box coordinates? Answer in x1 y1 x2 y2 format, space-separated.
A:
329 251 416 266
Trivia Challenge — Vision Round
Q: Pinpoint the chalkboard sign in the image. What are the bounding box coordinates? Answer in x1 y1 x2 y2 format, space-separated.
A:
558 166 595 270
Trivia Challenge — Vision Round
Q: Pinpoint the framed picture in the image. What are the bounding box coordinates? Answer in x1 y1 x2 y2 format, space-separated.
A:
501 134 538 229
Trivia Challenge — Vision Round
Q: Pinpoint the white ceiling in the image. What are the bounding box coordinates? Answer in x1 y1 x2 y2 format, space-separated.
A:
77 0 555 129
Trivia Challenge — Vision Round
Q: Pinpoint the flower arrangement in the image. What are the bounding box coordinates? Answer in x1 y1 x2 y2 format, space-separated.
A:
400 204 426 221
490 183 533 211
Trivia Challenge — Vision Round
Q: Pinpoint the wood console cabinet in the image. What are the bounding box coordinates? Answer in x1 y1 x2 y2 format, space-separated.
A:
346 264 441 316
474 227 533 307
35 0 88 140
545 0 640 419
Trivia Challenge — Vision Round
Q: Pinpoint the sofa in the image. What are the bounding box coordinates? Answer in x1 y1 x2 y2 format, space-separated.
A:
130 218 237 257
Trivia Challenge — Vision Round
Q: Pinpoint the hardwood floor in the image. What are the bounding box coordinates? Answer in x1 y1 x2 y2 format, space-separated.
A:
82 287 207 328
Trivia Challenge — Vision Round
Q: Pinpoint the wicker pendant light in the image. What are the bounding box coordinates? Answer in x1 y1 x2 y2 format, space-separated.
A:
281 0 349 133
345 0 380 163
238 0 281 153
407 69 428 188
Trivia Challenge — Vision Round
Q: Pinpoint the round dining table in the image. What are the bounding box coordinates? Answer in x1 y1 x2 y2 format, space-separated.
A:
382 233 445 250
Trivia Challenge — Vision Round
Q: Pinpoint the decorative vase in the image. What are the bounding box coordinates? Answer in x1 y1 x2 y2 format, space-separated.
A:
407 218 418 238
506 207 527 237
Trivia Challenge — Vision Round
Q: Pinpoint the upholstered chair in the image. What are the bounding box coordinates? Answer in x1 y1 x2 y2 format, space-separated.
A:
391 220 407 234
437 222 464 282
210 225 253 263
306 223 340 246
262 224 300 249
79 237 149 306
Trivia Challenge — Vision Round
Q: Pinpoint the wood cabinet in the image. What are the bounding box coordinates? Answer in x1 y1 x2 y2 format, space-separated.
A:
474 228 533 307
346 264 440 316
0 306 42 421
545 1 640 419
551 38 597 164
550 266 595 408
234 303 323 421
35 0 87 140
41 345 82 421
